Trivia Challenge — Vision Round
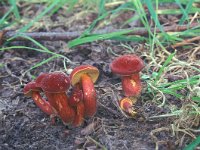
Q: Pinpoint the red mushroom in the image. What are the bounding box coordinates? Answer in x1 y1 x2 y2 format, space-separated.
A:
119 97 137 117
24 81 55 116
70 65 99 117
68 83 85 127
37 72 75 125
110 55 144 97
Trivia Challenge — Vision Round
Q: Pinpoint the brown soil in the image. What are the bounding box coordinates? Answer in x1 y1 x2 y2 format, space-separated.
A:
0 3 198 150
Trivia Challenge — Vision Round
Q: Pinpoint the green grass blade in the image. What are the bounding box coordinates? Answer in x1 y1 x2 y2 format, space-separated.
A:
122 13 139 27
183 136 200 150
19 0 61 32
158 75 200 88
68 29 133 48
192 97 200 102
156 7 200 15
0 7 13 29
17 35 49 51
76 1 134 39
2 35 73 63
80 1 133 37
0 46 50 53
158 80 199 91
7 34 51 52
132 0 151 34
175 0 189 24
155 51 176 82
161 90 184 99
49 0 78 16
179 0 195 24
25 55 58 73
80 12 109 38
98 0 106 16
8 0 20 19
110 35 147 42
143 0 165 35
151 0 200 3
111 2 134 14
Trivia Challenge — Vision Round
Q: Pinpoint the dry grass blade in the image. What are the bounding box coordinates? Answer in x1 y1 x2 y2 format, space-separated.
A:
172 36 200 48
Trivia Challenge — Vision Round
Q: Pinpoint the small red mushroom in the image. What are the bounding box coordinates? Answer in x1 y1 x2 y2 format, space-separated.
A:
38 72 75 125
110 55 144 97
70 65 99 117
24 81 55 116
119 97 137 117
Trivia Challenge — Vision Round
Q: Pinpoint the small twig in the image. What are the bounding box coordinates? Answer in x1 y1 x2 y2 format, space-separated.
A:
0 23 199 44
87 136 107 150
172 36 200 48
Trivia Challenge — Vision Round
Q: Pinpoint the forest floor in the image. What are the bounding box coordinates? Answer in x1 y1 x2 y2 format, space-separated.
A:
0 1 200 150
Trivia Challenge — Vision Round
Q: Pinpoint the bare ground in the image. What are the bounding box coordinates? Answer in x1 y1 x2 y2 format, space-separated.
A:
0 3 199 150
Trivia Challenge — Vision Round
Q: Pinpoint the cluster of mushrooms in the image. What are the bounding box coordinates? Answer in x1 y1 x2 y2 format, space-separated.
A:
24 55 144 126
24 65 99 127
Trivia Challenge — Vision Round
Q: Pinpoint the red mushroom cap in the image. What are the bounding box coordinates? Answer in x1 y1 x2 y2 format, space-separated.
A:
24 81 41 97
70 65 99 86
119 97 137 117
38 72 70 93
35 73 48 85
110 55 144 76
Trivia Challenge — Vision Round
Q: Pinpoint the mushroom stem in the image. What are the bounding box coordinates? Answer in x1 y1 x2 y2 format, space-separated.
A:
31 91 55 115
73 101 85 127
69 83 83 107
81 74 97 117
45 92 75 124
121 73 142 97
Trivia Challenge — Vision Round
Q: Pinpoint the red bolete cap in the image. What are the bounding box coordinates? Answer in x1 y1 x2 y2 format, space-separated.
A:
38 72 70 93
119 97 137 117
35 73 48 85
110 55 144 76
24 81 41 97
70 65 99 86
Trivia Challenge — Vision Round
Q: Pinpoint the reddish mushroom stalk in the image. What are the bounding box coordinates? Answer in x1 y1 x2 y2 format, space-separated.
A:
121 73 142 97
24 81 55 116
32 91 55 115
72 100 85 127
45 92 75 124
81 73 97 117
68 83 83 107
68 83 85 126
